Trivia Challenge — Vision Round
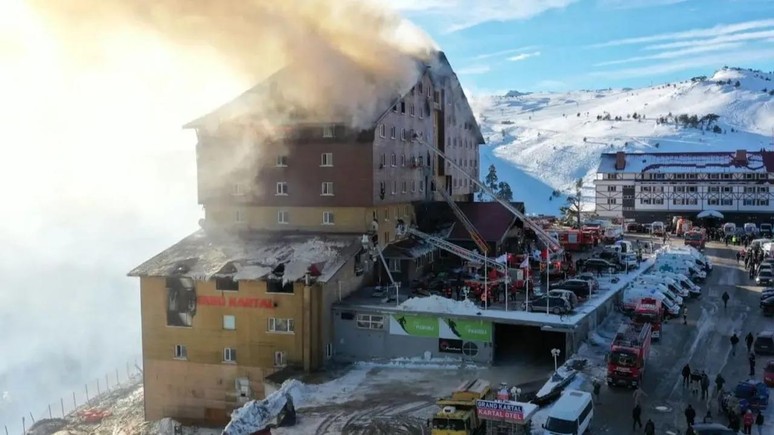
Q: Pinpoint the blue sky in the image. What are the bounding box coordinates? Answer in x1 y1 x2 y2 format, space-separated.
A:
392 0 774 93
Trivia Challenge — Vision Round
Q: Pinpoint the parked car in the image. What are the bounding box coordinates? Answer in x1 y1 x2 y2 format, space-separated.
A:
547 290 579 309
582 258 618 275
733 380 769 412
760 288 774 300
595 250 624 269
691 423 737 434
553 279 593 298
575 272 600 291
754 330 774 355
756 269 774 286
761 295 774 317
522 296 571 314
758 263 773 275
764 360 774 387
761 223 773 237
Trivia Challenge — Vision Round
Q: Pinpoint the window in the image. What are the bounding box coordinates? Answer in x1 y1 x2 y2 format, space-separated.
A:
411 181 416 192
323 125 335 138
276 182 288 195
378 124 385 138
401 181 407 193
391 153 397 167
223 347 237 363
174 344 187 360
384 208 390 220
759 199 770 206
392 180 397 195
232 183 245 196
401 128 407 141
356 314 385 330
268 318 295 333
277 210 289 224
380 154 386 167
321 182 334 196
321 153 333 167
235 210 245 223
721 199 733 206
400 101 406 113
607 186 617 192
410 104 415 117
760 187 769 193
323 211 335 225
216 277 238 291
326 343 333 359
223 315 236 330
388 259 401 272
420 181 425 192
744 199 756 206
608 198 617 205
744 186 756 193
392 105 398 113
722 186 733 193
418 83 423 94
400 154 406 167
390 126 396 139
708 199 719 206
708 186 719 193
722 174 732 180
274 351 286 367
276 155 288 167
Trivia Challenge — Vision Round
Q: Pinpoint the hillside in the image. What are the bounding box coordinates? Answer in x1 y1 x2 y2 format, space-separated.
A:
471 67 774 215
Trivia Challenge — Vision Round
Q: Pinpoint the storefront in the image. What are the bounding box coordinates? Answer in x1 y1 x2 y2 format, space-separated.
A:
331 308 493 364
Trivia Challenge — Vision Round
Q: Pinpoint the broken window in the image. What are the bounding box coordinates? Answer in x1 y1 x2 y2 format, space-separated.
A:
166 277 196 327
216 277 238 291
400 101 406 113
267 265 294 294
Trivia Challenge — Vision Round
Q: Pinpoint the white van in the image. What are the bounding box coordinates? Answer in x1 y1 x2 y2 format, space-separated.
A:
543 389 594 435
662 246 713 272
623 287 680 316
652 221 665 235
638 275 689 298
648 271 701 298
655 256 706 281
629 282 683 307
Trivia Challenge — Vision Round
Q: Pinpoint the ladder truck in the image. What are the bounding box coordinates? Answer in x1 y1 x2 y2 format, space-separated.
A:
433 181 490 255
410 133 563 257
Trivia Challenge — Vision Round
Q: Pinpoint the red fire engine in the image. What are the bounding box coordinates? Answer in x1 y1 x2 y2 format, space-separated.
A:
606 322 652 388
557 230 597 252
684 230 706 250
633 298 663 341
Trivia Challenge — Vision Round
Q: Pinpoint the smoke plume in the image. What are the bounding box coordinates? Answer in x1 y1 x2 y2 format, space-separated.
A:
29 0 438 130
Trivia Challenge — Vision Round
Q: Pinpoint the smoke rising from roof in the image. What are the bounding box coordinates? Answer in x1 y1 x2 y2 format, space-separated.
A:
31 0 438 130
0 0 435 431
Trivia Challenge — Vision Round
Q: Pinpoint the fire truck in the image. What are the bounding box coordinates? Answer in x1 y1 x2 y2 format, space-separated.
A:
556 230 597 252
684 230 706 250
633 298 663 341
606 322 652 388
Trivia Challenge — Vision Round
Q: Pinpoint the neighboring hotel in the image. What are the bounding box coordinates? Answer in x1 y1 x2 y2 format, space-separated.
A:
595 150 774 222
128 51 483 425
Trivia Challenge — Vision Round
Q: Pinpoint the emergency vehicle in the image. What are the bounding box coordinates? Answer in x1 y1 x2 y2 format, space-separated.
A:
606 322 652 388
684 230 706 250
633 298 663 340
556 230 597 252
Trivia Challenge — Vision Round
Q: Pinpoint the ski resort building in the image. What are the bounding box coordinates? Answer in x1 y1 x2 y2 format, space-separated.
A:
594 150 774 223
128 51 485 425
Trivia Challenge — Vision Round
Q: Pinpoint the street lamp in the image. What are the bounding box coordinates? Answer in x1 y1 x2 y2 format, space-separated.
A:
551 348 561 373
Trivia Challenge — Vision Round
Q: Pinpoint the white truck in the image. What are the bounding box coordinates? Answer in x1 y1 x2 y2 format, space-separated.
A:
623 287 680 317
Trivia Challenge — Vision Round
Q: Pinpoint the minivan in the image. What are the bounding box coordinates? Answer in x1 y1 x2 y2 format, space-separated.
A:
543 389 593 435
754 330 774 355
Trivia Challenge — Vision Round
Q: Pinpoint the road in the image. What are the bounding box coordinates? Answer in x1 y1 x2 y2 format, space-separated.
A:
592 239 772 434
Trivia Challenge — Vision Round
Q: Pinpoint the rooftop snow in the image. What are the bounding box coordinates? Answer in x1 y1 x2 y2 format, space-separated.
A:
128 230 361 283
597 151 774 174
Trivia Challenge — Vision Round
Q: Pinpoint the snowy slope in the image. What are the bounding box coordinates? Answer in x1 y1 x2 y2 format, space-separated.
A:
471 67 774 215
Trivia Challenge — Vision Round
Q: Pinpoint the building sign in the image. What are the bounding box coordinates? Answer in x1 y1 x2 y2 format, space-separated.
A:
197 295 273 309
389 315 439 337
438 338 463 354
475 400 524 423
441 318 492 342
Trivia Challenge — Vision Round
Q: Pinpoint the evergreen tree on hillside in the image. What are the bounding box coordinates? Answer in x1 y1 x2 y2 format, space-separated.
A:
560 178 584 228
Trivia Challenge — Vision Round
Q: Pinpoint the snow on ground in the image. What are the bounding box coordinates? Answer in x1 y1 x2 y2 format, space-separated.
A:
471 67 774 214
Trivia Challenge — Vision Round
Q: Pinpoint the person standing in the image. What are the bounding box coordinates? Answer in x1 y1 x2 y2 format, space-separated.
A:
702 410 713 423
700 372 710 400
749 352 756 377
746 332 755 354
731 333 740 356
682 364 691 387
633 386 647 406
632 404 643 431
644 418 655 435
755 410 765 435
683 307 688 325
592 378 601 404
714 373 725 396
743 409 754 434
684 404 696 427
722 291 730 311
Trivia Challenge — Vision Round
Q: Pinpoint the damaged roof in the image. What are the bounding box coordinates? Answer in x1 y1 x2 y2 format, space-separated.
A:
448 202 524 244
128 230 361 284
183 51 485 144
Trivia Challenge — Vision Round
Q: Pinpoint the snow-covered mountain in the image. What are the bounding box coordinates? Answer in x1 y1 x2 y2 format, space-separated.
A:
471 67 774 215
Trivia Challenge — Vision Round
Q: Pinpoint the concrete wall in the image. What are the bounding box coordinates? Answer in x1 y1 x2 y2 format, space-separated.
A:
332 308 493 364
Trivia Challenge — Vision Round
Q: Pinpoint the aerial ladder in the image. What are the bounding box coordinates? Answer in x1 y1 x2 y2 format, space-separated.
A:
397 223 505 273
433 181 490 255
360 234 402 306
411 132 563 255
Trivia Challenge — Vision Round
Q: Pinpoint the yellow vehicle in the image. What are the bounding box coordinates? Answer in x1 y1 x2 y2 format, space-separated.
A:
431 378 492 435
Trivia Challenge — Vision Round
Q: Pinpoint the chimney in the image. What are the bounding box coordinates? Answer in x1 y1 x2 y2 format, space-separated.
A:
735 149 747 164
614 151 626 170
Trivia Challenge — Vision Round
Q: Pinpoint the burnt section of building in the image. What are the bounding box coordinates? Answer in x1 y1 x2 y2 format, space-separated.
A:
493 323 566 366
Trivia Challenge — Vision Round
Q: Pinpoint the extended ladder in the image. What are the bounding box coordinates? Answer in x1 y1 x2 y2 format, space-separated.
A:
434 183 490 255
412 134 563 254
405 227 505 272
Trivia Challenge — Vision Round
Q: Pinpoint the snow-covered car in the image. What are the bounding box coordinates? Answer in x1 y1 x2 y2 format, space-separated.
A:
622 253 639 270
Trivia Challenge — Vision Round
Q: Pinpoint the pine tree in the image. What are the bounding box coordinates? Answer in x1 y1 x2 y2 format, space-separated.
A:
496 182 513 201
